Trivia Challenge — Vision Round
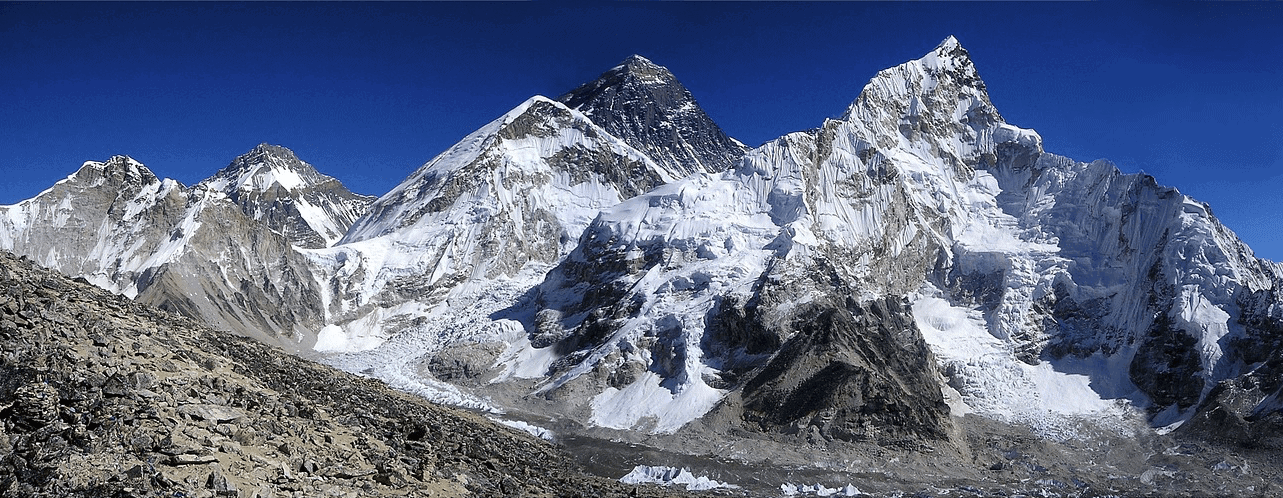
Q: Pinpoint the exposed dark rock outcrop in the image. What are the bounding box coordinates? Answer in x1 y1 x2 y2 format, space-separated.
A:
559 55 747 176
736 297 949 444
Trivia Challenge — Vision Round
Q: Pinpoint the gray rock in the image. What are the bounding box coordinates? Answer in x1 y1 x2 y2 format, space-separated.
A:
178 404 247 424
167 454 220 466
206 470 237 496
197 144 374 250
10 383 59 431
734 297 949 443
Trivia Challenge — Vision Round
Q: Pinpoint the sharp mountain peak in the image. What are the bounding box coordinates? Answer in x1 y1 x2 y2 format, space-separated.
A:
199 143 327 195
556 54 747 176
610 54 671 81
936 34 962 52
842 34 994 125
222 143 310 175
74 154 158 187
248 142 301 161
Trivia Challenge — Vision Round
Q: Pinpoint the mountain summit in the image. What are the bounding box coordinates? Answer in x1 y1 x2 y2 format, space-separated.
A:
200 144 374 248
558 55 746 176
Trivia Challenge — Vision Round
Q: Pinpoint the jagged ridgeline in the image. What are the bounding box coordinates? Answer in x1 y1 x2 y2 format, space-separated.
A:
0 153 329 350
2 36 1283 496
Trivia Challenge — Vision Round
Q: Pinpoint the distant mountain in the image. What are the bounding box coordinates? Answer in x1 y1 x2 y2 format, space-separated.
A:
559 55 747 176
200 143 374 249
0 153 327 349
308 95 694 395
313 59 748 367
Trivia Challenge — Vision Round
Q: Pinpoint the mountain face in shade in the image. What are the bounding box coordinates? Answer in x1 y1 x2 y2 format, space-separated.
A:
558 55 747 177
200 144 374 249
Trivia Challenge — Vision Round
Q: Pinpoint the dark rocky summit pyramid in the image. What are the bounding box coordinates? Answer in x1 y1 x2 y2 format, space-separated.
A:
559 55 747 176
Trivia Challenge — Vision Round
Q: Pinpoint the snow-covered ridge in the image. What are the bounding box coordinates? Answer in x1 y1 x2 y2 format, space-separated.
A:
341 96 672 245
200 144 311 193
302 94 696 365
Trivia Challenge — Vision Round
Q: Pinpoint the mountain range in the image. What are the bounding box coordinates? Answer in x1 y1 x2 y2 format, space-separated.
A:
3 36 1282 495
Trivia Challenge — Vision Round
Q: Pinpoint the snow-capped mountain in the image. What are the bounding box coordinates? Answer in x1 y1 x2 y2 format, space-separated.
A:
4 41 1281 455
293 58 753 408
200 143 374 248
0 155 174 290
505 36 1283 441
0 154 327 349
558 55 747 176
305 95 695 393
310 59 743 360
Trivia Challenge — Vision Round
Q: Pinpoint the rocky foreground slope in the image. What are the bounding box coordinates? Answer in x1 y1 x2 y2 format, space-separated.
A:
0 250 707 497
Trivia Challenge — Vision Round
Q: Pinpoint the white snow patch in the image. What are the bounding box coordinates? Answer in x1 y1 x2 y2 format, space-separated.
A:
490 334 559 383
292 198 345 246
588 372 723 433
313 324 349 352
488 417 555 441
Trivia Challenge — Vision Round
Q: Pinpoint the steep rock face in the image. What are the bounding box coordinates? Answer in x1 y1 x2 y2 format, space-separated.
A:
731 294 949 443
0 156 184 287
200 144 374 248
0 156 324 349
559 55 747 176
131 193 326 348
963 131 1282 429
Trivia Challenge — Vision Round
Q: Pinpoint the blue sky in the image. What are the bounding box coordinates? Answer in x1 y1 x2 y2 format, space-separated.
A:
3 3 1282 259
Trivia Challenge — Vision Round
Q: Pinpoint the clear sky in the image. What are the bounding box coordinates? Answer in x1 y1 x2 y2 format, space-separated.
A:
3 3 1282 259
